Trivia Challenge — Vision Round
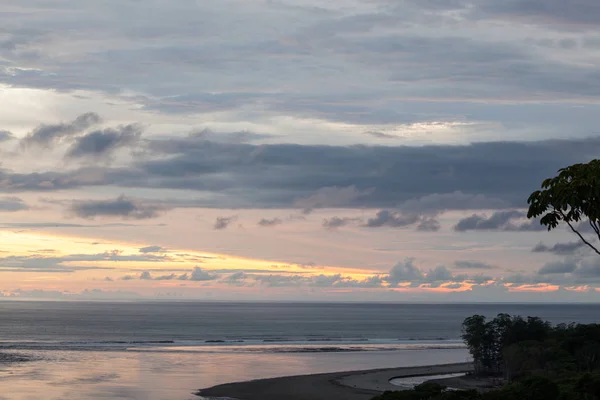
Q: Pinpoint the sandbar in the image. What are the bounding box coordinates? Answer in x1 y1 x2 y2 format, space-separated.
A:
197 362 473 400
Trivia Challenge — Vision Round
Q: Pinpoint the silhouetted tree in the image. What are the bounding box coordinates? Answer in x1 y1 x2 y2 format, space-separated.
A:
527 159 600 255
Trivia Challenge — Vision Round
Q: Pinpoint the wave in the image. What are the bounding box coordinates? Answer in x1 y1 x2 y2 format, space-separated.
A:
0 338 465 353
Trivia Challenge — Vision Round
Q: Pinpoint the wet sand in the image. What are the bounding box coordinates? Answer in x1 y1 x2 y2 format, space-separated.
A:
197 362 473 400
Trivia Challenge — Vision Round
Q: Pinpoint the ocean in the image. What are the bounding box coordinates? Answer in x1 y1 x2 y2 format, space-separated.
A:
0 301 597 399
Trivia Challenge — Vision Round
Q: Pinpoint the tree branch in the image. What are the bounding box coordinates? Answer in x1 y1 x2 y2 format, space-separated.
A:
591 219 600 242
558 210 600 256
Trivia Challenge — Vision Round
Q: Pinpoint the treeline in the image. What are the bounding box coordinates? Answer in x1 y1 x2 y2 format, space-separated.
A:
373 375 600 400
462 314 600 380
372 314 600 400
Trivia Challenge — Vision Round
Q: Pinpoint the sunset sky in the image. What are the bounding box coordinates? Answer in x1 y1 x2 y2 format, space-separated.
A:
0 0 599 301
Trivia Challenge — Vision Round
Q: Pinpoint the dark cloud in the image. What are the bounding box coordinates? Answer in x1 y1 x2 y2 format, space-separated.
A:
538 259 578 275
21 113 101 148
139 245 167 253
0 197 29 212
416 218 441 232
258 218 282 227
454 260 497 270
213 216 237 230
69 195 167 220
1 137 599 211
532 241 587 255
65 124 142 159
364 210 420 228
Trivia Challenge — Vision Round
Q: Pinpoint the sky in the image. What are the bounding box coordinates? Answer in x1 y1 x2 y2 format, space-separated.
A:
0 0 599 302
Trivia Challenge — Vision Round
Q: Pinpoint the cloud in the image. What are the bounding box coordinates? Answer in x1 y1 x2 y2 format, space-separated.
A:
476 0 600 28
386 258 424 284
20 113 101 148
364 210 420 228
454 210 545 232
533 241 587 255
322 216 360 229
0 196 29 212
258 218 282 227
69 195 167 220
454 210 523 231
364 130 399 140
294 186 373 213
0 130 14 142
399 192 511 214
213 216 237 230
454 261 497 270
139 245 167 253
1 137 600 211
416 218 440 232
189 266 217 281
538 259 578 275
65 124 142 159
140 271 152 280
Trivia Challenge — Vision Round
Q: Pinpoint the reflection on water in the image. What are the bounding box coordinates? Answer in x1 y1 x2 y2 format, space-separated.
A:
0 348 469 400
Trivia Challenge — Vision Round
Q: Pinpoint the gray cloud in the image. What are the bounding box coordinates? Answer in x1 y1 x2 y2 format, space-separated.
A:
364 210 420 228
0 196 29 212
0 252 140 273
69 195 166 220
476 0 600 28
386 258 424 285
454 260 497 270
416 218 441 232
0 130 14 142
213 216 237 230
399 192 511 214
190 266 217 281
65 124 142 159
454 210 545 232
258 218 282 227
322 217 360 230
532 241 588 255
364 130 399 140
538 259 578 275
0 137 599 212
140 271 152 280
454 210 524 231
294 186 372 213
133 267 217 281
139 245 167 253
21 113 101 148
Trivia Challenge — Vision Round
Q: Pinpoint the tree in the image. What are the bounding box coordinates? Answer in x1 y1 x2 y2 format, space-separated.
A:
527 159 600 255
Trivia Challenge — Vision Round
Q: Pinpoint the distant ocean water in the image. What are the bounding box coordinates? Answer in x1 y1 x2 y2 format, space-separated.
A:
0 301 597 399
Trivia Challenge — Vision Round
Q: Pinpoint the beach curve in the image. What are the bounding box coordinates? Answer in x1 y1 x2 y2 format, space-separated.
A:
197 362 473 400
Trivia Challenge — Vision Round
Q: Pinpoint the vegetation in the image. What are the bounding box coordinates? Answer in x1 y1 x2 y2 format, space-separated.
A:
527 159 600 255
373 314 600 400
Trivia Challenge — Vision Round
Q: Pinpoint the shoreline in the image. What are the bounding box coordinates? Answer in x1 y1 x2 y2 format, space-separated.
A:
197 362 473 400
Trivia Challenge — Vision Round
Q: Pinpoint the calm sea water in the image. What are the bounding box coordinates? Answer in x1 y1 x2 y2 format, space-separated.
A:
0 301 597 399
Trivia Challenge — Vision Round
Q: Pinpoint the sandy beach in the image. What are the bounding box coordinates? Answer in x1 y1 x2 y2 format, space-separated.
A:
197 362 473 400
